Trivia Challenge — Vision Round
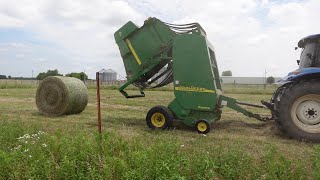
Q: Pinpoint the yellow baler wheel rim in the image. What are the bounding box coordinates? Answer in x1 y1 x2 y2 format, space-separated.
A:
151 112 166 128
197 122 207 132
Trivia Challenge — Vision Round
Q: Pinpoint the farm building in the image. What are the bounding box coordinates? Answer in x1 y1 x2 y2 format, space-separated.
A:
221 76 282 84
98 69 117 82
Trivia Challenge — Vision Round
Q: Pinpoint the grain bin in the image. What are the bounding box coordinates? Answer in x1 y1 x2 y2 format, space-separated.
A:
36 76 88 116
98 69 117 82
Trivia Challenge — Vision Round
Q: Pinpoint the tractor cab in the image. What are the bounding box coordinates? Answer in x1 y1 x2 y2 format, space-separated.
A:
297 34 320 68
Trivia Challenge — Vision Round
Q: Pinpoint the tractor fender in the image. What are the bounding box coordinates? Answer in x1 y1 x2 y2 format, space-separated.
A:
278 67 320 84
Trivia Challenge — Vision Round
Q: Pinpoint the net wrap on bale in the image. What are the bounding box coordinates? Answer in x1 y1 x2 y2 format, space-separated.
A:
36 76 88 116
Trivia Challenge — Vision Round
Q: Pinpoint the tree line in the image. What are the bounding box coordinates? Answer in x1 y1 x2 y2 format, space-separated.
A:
0 75 33 80
36 69 88 80
0 69 88 81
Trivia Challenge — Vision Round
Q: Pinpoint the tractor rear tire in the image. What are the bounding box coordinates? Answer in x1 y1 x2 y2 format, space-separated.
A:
146 106 174 130
276 79 320 142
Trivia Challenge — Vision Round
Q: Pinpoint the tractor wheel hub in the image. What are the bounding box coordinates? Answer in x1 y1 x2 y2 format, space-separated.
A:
296 100 320 125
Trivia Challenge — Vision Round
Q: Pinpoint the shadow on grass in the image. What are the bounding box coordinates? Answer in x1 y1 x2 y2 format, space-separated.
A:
31 111 87 118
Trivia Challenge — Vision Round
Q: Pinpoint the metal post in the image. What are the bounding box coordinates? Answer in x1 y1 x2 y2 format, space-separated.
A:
96 72 102 134
264 68 267 90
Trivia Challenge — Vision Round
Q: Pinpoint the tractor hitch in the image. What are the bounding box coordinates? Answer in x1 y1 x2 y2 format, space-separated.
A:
235 101 273 121
252 114 274 121
220 95 273 122
261 100 274 110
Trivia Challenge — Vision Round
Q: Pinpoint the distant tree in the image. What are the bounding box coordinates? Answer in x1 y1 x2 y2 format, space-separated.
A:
8 75 11 79
36 72 46 80
36 69 63 80
266 76 275 84
222 70 232 76
66 72 88 81
0 75 7 79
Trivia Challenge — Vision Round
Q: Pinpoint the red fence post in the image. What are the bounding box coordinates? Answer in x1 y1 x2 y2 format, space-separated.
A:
96 72 102 134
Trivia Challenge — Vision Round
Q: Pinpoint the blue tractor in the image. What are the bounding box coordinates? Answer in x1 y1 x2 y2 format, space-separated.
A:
266 34 320 142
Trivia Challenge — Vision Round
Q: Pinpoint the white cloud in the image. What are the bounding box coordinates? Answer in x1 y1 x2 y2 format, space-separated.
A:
0 0 146 77
0 47 8 52
0 13 24 27
0 0 320 78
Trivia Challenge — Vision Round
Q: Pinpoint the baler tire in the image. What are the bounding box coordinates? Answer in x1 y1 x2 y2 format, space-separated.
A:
277 79 320 142
146 106 174 130
196 120 211 134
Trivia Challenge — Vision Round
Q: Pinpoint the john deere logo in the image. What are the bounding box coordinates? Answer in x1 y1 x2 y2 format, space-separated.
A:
175 86 215 93
198 106 211 110
119 31 122 36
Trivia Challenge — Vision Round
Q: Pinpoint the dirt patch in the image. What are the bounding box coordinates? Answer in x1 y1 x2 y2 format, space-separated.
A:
213 120 283 136
87 103 147 111
0 97 34 103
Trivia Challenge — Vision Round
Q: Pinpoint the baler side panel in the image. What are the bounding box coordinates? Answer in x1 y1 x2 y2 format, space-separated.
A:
172 34 219 111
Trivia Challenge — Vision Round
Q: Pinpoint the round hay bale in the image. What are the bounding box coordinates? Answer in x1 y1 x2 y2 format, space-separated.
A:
36 76 88 116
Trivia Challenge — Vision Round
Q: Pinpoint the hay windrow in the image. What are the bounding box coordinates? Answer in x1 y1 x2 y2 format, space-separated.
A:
36 76 88 116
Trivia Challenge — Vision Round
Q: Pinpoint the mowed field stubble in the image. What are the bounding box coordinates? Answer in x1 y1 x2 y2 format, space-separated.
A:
0 84 320 179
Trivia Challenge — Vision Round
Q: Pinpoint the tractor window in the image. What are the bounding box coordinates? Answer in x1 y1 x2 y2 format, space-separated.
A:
299 42 319 68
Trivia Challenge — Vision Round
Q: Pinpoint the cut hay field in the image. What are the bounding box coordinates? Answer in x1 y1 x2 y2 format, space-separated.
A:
0 87 319 179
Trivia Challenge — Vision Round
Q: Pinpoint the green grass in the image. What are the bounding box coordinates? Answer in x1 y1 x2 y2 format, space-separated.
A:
0 88 319 179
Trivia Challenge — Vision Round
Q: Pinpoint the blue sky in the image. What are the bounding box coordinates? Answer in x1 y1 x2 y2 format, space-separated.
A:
0 0 319 79
0 29 70 77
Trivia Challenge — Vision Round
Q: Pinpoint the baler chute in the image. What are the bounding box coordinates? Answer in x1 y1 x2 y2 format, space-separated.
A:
114 17 271 134
114 19 176 98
